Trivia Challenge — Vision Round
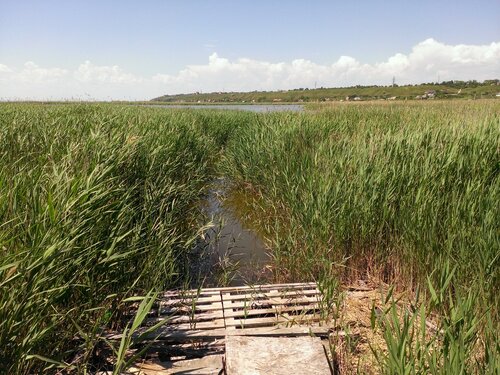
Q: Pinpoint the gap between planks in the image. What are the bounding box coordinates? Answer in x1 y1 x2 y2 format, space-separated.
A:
112 282 329 342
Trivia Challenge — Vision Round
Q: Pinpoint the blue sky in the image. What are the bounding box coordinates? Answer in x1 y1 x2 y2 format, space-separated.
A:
0 0 499 99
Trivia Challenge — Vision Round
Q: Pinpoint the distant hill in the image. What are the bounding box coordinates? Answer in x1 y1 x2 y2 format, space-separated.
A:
152 80 499 103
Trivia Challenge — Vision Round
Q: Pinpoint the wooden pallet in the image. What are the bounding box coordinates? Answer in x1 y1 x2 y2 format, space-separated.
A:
112 282 330 342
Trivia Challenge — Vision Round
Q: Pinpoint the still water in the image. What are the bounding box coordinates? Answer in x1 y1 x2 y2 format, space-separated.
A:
151 104 303 112
199 178 271 286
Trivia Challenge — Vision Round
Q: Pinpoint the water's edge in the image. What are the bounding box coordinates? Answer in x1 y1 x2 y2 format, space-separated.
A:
193 178 271 287
145 104 304 113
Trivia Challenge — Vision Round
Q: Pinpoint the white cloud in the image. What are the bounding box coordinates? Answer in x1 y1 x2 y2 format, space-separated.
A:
0 63 12 73
16 61 67 83
74 61 141 84
0 38 498 100
152 38 500 93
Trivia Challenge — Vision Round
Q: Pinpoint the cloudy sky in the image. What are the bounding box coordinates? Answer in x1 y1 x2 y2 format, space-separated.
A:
1 0 499 100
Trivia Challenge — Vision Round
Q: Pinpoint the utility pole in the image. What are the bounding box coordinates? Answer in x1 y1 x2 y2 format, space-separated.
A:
392 76 396 87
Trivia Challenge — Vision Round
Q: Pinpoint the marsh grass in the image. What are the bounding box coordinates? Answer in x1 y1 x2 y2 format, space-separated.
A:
221 100 499 373
223 101 498 290
370 263 499 374
0 104 245 373
1 101 498 373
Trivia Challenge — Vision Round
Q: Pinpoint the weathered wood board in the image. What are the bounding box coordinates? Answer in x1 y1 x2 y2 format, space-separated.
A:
110 283 335 374
112 282 330 342
128 354 224 374
225 336 331 374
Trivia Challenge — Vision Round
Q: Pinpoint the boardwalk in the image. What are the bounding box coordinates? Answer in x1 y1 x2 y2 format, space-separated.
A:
112 282 333 374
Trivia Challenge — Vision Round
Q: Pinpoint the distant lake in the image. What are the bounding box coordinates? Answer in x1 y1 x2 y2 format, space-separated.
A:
148 104 304 112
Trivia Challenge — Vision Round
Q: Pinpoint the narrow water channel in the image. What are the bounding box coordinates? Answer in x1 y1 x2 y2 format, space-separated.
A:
200 178 271 286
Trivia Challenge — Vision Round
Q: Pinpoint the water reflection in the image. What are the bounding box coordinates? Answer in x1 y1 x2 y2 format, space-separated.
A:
199 178 270 286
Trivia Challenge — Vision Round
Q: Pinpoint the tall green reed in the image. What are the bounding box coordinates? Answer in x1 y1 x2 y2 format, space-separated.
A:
221 101 499 372
222 102 499 293
1 101 497 373
0 104 241 373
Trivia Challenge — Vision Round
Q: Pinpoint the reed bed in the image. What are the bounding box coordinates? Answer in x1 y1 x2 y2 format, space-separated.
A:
0 104 243 373
1 101 498 373
222 101 499 373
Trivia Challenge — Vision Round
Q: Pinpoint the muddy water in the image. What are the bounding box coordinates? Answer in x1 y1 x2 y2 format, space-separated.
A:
200 178 271 286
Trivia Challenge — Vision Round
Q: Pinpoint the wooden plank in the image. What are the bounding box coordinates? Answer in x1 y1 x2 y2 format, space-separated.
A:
222 296 319 309
189 282 318 292
221 290 321 301
161 292 223 301
162 290 223 298
221 288 321 298
106 327 225 341
106 325 331 341
159 297 222 308
221 292 236 332
223 304 320 318
129 355 224 375
112 282 331 345
226 315 323 328
223 291 320 300
227 312 322 325
159 294 222 306
139 344 224 360
162 282 318 297
145 311 224 325
151 319 226 330
159 302 223 314
220 289 321 302
225 336 331 374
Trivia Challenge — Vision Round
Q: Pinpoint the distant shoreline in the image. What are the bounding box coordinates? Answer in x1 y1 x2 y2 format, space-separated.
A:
152 80 500 103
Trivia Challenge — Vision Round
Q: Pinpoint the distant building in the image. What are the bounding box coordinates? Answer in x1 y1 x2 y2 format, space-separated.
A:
424 90 436 99
345 95 362 101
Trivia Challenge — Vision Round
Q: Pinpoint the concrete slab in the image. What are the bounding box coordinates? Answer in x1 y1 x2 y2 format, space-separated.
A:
225 336 331 375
